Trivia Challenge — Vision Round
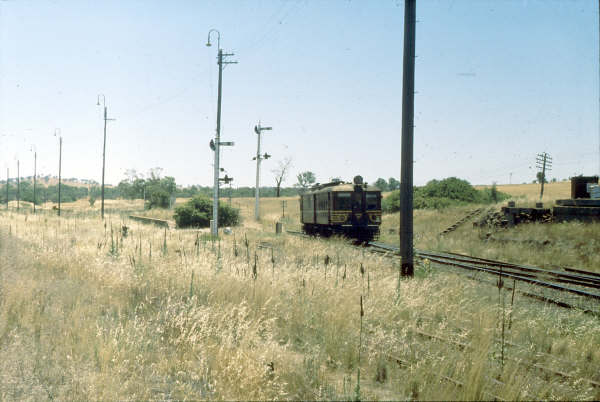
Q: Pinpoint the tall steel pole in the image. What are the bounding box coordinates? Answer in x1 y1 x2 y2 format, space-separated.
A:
102 105 107 219
207 29 236 236
255 126 261 220
213 48 223 236
400 0 416 277
58 136 62 216
33 151 37 214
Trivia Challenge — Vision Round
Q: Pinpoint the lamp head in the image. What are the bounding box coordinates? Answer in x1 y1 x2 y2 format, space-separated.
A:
206 41 212 47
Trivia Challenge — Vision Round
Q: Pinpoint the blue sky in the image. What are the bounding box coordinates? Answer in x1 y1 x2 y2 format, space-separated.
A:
0 0 598 187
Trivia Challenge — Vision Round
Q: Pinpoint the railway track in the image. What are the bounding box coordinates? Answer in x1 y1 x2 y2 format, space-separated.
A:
285 230 600 309
368 241 600 302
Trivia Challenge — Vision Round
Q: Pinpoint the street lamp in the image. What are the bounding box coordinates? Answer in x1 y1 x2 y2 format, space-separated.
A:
253 122 272 221
97 94 115 220
206 29 236 236
206 28 220 50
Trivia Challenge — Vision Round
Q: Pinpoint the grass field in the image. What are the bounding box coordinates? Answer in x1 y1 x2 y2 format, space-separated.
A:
1 186 599 400
476 181 571 202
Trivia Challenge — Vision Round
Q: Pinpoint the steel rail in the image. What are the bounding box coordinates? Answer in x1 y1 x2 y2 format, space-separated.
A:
424 249 600 287
287 233 600 301
423 255 600 300
416 250 600 290
369 241 600 290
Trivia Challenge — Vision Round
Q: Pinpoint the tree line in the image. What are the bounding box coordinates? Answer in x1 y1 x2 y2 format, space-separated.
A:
1 166 403 207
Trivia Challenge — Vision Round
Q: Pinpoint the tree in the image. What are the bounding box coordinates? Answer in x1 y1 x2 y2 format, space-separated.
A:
374 178 389 191
536 171 548 184
490 182 498 203
271 157 292 197
388 177 400 190
124 168 138 183
144 169 177 209
295 171 316 190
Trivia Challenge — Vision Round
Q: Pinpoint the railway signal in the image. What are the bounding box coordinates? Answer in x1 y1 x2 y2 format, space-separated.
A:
253 122 272 221
207 28 237 237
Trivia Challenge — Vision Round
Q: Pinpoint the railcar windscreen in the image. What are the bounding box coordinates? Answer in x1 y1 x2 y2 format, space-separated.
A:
335 193 351 210
366 193 380 210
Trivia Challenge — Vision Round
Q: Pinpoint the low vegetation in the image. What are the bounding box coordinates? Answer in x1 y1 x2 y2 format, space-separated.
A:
173 195 241 228
383 177 511 212
0 183 598 400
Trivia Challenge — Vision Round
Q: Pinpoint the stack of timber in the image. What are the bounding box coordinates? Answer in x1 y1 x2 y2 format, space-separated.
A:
502 204 552 226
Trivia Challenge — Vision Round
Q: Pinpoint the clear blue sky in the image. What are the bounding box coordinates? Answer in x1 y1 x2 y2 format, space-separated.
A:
0 0 598 187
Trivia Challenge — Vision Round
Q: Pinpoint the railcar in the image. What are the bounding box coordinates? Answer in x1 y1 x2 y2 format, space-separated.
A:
300 176 382 241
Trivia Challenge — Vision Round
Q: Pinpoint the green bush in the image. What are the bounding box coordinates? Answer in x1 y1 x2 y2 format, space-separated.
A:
174 195 240 228
146 188 170 209
382 177 511 212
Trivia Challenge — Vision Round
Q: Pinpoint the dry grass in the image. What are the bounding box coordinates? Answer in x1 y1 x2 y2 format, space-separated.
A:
1 187 600 400
476 181 571 202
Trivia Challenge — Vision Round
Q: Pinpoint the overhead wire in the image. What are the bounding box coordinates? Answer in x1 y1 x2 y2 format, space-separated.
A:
239 0 303 56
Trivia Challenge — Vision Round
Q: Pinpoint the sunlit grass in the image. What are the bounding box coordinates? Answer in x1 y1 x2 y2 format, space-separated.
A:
1 189 599 400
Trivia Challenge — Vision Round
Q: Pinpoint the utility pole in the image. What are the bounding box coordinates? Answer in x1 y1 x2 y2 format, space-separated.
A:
17 160 20 211
97 94 116 220
5 168 8 210
33 150 37 214
253 122 272 221
58 134 62 216
509 172 513 185
206 29 237 236
400 0 416 278
536 152 552 200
